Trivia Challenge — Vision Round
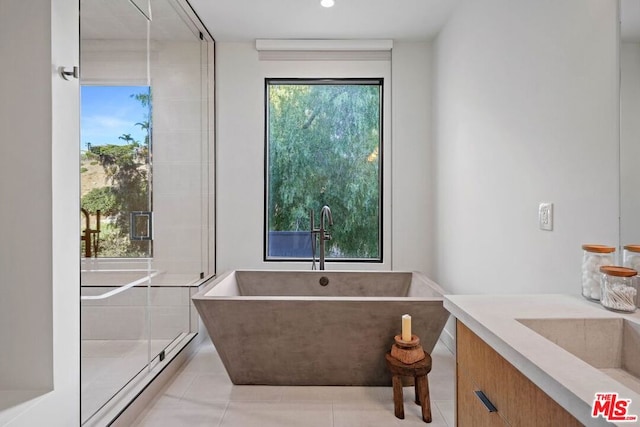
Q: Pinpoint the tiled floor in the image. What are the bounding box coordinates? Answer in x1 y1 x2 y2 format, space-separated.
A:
132 339 456 426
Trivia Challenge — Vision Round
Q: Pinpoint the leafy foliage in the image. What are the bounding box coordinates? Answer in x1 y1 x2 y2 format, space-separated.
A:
267 82 381 258
81 187 118 216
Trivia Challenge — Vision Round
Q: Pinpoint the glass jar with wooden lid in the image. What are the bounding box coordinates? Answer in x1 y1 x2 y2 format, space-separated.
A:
623 245 640 272
581 244 615 301
600 266 637 313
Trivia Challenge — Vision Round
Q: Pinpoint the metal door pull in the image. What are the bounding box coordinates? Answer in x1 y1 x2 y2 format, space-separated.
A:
474 390 498 412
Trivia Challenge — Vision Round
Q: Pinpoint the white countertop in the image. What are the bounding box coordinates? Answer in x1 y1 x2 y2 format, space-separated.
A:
444 294 640 427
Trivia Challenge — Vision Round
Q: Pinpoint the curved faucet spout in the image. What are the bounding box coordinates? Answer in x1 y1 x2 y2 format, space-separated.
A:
317 205 333 270
320 205 333 229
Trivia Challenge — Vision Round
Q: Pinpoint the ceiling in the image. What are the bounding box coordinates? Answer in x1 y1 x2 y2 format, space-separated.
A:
188 0 461 42
82 0 640 44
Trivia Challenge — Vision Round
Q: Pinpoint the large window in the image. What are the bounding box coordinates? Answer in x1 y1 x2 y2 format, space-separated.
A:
265 78 383 262
80 85 152 258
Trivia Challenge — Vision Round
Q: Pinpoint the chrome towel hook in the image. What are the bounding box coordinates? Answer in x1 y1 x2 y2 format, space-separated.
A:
58 65 79 80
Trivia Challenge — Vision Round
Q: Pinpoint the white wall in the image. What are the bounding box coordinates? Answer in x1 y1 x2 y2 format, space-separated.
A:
621 43 640 246
0 0 54 393
0 0 80 425
391 43 434 274
433 0 619 296
150 40 211 275
216 42 434 274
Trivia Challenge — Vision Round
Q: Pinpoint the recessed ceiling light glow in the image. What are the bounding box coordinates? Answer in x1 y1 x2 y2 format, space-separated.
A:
321 0 335 8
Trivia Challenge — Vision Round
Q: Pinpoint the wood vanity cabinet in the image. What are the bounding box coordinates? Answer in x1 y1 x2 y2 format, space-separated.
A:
456 320 583 427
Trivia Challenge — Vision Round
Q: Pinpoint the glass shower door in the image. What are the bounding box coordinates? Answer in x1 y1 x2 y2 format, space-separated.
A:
79 0 211 423
80 1 154 423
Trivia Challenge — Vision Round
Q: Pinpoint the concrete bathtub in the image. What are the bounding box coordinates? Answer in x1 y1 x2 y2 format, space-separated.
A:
192 270 449 385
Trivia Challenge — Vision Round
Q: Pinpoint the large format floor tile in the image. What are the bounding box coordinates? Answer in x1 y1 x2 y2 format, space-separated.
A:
133 339 456 426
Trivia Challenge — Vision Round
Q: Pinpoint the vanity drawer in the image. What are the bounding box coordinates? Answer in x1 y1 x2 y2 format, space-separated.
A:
457 366 506 427
456 320 582 427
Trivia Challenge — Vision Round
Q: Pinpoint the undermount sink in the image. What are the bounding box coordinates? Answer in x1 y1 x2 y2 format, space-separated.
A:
518 317 640 393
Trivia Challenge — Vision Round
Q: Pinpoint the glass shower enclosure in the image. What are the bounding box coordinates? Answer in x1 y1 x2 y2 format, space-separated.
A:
79 0 213 424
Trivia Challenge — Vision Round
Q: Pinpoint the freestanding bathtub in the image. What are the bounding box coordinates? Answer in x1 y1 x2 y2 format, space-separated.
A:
192 270 449 386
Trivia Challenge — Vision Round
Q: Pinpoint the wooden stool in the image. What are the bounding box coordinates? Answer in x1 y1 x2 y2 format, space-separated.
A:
385 351 432 423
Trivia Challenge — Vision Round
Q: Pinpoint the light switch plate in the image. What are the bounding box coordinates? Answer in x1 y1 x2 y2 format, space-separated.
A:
539 202 553 231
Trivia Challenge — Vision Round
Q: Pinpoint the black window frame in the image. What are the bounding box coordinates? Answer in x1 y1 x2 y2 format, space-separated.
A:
263 77 384 263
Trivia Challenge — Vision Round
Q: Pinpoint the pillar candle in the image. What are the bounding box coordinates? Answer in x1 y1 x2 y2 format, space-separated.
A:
402 314 411 341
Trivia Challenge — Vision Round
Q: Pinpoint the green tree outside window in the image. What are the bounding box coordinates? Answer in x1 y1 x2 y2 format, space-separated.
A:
266 79 382 260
